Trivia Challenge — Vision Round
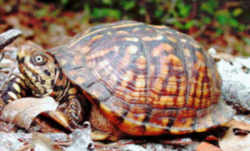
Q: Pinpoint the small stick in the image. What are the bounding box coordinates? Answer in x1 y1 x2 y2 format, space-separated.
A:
0 29 22 50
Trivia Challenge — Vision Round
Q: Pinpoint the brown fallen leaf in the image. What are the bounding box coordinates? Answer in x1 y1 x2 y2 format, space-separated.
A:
0 29 22 50
0 96 58 129
219 119 250 151
196 142 222 151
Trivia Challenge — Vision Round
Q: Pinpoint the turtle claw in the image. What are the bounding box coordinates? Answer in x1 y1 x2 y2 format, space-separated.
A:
58 98 84 129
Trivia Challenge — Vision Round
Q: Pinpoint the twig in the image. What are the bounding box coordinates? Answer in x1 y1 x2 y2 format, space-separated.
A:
0 29 22 50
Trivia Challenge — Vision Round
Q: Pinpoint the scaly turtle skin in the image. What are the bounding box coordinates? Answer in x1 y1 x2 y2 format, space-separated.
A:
0 21 234 140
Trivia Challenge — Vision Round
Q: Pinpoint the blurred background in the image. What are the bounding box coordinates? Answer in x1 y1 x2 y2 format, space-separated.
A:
0 0 249 55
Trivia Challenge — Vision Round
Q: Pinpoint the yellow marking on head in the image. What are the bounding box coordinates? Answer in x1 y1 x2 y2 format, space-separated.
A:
13 83 21 93
8 91 18 100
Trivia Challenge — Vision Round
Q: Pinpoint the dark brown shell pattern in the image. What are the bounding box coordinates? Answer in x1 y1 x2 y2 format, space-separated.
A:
53 21 233 136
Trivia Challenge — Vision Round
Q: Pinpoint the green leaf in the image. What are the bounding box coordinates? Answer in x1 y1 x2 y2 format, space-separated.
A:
35 8 49 18
82 4 91 23
154 8 164 18
229 18 239 27
92 8 121 19
176 1 191 18
201 0 218 14
238 24 246 32
233 8 243 17
174 21 184 29
60 0 68 5
202 17 211 24
184 20 196 29
139 7 146 15
122 1 135 10
216 10 230 25
102 0 112 5
243 38 250 45
215 28 223 35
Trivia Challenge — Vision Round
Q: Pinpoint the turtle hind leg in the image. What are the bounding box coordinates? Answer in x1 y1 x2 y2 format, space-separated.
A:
89 105 123 141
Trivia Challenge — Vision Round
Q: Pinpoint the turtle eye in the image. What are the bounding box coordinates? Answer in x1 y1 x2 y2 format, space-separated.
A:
32 54 47 65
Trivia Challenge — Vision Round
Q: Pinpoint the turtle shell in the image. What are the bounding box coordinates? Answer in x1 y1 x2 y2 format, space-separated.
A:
53 21 234 136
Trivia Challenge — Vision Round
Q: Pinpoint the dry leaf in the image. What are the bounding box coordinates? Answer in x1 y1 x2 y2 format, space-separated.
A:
196 142 222 151
1 96 58 129
219 120 250 151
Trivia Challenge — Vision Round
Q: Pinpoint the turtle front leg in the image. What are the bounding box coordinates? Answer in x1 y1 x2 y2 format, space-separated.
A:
0 75 28 111
58 97 84 128
57 86 90 128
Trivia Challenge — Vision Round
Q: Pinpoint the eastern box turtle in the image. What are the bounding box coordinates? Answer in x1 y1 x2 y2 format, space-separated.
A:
0 21 234 140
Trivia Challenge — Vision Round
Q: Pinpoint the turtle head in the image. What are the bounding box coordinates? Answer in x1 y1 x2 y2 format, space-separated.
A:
17 42 60 97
